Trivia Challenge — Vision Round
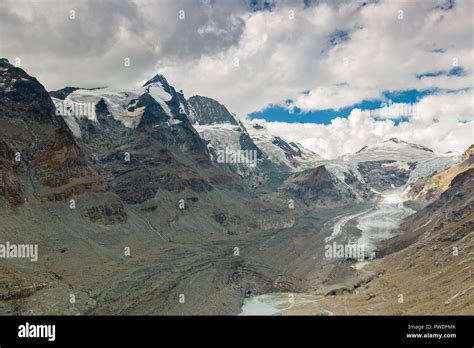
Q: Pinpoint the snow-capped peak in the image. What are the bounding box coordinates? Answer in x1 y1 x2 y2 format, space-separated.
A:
382 137 433 152
51 71 185 136
144 82 173 117
356 138 433 155
349 138 437 162
143 74 171 89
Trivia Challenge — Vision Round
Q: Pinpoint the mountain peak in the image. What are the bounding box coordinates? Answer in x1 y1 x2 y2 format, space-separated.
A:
251 123 265 130
384 137 403 144
49 86 81 100
187 95 238 125
383 137 433 152
356 138 434 154
143 74 170 88
0 57 60 124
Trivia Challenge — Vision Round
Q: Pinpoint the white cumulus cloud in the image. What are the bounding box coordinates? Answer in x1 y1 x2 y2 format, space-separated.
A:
254 90 473 159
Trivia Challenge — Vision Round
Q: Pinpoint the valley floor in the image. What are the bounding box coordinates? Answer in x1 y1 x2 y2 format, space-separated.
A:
0 202 372 315
1 185 471 315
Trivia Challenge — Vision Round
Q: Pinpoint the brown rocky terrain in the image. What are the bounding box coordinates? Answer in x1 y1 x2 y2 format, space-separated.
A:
278 165 368 209
0 59 128 226
407 145 474 207
0 140 24 207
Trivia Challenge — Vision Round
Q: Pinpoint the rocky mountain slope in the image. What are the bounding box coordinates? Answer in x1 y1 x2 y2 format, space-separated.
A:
406 145 474 207
188 95 239 126
0 58 119 218
188 96 263 182
277 165 371 210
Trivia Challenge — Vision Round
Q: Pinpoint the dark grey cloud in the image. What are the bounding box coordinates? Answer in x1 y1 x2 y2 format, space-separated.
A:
0 0 250 90
0 0 143 56
0 0 334 90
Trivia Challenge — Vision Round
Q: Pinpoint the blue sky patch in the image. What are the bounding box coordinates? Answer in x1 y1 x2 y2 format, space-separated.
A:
248 89 434 125
329 30 350 46
416 66 464 78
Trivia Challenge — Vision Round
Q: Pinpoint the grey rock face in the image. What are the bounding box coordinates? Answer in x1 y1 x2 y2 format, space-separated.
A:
357 160 416 191
187 95 238 125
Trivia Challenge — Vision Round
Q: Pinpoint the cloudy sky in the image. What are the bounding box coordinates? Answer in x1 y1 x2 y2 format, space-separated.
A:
1 0 472 158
